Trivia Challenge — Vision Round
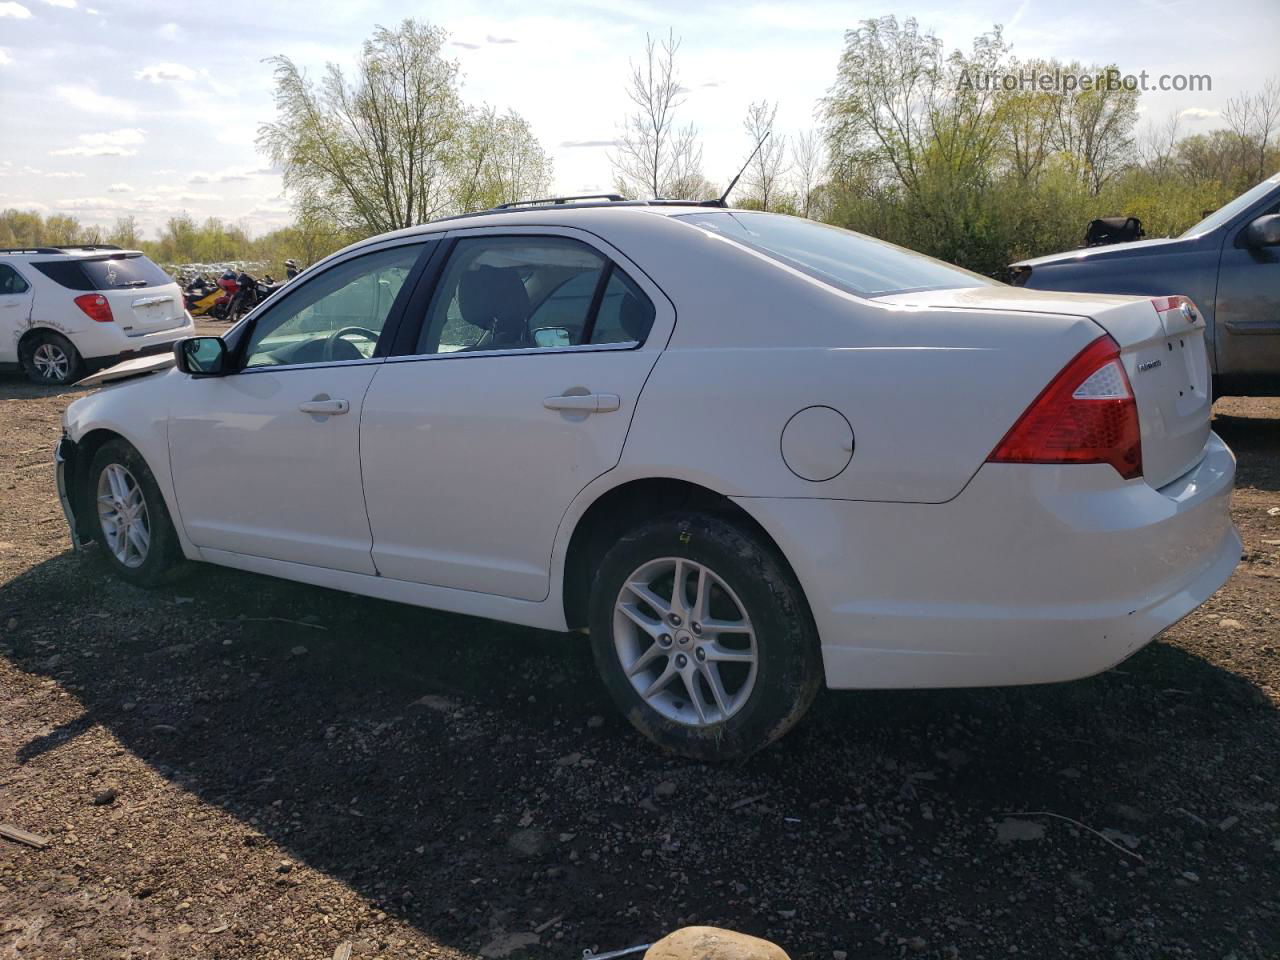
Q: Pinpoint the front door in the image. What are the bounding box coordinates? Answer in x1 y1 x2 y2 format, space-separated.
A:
360 230 671 601
168 242 429 573
1214 198 1280 381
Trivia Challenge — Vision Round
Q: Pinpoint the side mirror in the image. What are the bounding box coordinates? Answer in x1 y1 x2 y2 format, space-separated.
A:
532 326 572 349
174 336 229 376
1244 214 1280 248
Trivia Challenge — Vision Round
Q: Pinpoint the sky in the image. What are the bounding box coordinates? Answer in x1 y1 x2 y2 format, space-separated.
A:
0 0 1276 239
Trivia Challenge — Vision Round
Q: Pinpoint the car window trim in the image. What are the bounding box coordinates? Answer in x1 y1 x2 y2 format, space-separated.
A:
384 340 641 367
231 238 438 373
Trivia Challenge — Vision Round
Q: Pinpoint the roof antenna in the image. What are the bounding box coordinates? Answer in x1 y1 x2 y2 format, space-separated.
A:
709 132 770 208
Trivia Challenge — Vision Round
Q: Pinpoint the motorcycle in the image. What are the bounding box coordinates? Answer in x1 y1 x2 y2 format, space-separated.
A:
183 274 228 318
226 271 283 323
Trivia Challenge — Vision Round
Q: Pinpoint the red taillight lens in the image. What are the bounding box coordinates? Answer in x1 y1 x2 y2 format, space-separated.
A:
74 294 114 323
988 335 1142 480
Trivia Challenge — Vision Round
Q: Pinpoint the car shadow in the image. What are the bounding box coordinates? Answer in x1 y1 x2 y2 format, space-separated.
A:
3 548 1279 957
1214 408 1280 492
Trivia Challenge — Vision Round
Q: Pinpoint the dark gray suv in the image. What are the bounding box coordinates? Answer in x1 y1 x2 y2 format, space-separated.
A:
1011 172 1280 396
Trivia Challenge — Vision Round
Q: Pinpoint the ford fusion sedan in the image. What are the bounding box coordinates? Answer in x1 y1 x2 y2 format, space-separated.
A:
54 200 1241 759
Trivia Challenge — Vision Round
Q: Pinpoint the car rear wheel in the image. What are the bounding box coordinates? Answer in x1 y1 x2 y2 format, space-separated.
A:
88 438 186 587
589 513 822 761
21 331 84 386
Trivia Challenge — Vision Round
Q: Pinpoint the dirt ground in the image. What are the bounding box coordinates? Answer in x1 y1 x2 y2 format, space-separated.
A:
1 363 1278 960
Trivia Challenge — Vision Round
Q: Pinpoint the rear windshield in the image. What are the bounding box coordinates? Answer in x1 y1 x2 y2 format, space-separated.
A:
32 254 172 292
673 211 996 298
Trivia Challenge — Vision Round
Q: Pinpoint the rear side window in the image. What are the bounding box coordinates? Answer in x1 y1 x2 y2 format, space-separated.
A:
31 254 171 291
0 264 29 295
674 211 996 298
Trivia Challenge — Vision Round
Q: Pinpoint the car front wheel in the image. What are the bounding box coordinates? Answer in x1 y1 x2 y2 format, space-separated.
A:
88 438 186 586
589 513 822 761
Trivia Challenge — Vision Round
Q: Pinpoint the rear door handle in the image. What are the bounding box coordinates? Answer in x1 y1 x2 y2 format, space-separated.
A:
543 393 621 413
298 398 349 416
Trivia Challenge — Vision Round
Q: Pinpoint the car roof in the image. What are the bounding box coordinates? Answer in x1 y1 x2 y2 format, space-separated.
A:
320 200 751 270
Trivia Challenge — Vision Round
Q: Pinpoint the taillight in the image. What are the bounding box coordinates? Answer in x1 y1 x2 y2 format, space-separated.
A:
988 335 1142 480
74 294 114 323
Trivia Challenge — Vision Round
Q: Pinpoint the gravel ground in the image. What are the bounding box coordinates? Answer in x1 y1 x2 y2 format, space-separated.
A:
0 364 1278 960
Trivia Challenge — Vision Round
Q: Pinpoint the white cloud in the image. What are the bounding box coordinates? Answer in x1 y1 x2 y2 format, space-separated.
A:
41 0 75 7
0 1 32 17
1179 107 1221 121
53 84 139 119
188 164 275 184
135 62 196 84
49 127 147 157
43 171 86 179
0 48 10 65
156 21 180 40
107 182 134 193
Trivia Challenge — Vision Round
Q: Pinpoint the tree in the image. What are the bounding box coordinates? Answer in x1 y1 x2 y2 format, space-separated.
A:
1046 61 1139 194
259 19 550 234
791 130 825 218
741 101 788 211
1223 77 1280 187
108 215 141 248
611 30 706 199
452 107 554 211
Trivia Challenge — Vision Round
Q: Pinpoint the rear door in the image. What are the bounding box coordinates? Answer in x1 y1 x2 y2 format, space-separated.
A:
0 263 33 363
360 227 673 601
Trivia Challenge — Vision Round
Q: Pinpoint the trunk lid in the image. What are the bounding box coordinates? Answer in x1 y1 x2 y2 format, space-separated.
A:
78 254 187 337
876 286 1212 489
101 283 187 337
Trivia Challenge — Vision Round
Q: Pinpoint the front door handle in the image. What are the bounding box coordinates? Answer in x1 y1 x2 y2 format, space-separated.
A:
543 393 621 414
298 397 349 416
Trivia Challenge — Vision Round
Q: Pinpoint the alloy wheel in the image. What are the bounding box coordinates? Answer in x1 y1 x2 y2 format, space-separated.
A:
32 342 70 382
612 557 758 726
96 463 150 568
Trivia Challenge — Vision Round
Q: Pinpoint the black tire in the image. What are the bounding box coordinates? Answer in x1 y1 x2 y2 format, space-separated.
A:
588 513 823 761
87 438 187 587
20 330 84 385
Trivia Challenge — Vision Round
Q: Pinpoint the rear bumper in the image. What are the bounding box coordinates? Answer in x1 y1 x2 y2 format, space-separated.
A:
735 431 1241 689
80 315 195 370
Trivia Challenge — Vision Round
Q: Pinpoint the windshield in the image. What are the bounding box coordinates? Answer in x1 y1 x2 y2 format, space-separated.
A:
1180 172 1280 238
673 211 997 297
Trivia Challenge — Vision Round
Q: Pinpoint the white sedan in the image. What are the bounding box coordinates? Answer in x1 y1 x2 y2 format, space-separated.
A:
54 201 1241 759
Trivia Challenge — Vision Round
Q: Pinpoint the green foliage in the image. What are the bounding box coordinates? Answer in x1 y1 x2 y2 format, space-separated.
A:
822 15 1278 276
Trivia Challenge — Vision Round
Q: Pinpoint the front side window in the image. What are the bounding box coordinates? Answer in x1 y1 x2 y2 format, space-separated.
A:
243 244 423 369
0 264 29 295
674 211 996 298
416 236 654 355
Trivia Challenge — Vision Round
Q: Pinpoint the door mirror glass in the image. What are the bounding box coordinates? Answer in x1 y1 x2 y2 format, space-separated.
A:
176 336 228 376
1245 214 1280 248
532 326 572 348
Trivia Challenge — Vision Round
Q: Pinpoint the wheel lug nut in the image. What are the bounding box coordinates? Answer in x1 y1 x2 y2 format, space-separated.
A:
675 653 688 668
669 614 682 626
695 648 706 662
659 634 673 647
691 622 702 635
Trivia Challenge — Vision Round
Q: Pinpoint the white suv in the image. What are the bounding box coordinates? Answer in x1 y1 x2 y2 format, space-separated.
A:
0 245 194 385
